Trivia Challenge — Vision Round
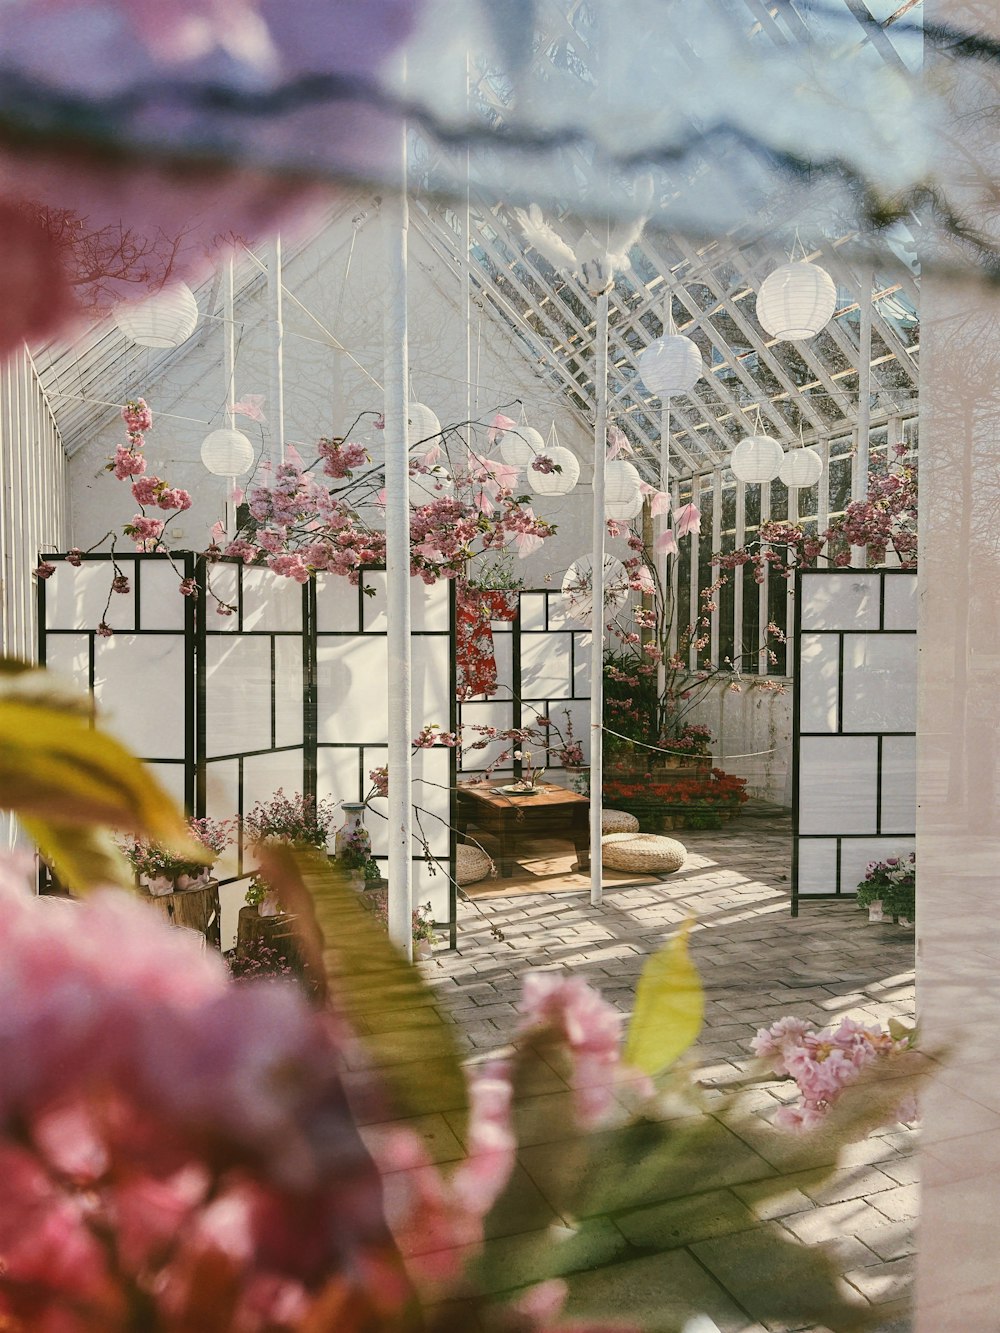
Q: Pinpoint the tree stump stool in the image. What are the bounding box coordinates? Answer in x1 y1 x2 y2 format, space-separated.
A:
236 906 304 971
140 880 221 948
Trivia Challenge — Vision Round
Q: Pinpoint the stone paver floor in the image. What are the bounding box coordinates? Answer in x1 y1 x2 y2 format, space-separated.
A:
362 806 917 1332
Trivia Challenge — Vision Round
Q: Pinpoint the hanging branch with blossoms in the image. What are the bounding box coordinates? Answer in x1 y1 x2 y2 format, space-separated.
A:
714 448 918 584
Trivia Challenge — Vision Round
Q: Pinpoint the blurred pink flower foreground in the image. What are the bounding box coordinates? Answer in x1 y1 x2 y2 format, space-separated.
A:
0 859 638 1332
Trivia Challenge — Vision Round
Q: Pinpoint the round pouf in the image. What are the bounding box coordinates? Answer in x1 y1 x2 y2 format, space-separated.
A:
602 810 640 835
601 832 687 874
456 844 493 886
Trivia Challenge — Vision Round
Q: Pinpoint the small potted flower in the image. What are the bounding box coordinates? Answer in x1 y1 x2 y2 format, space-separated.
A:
856 853 916 924
359 890 438 958
119 816 235 896
242 790 339 915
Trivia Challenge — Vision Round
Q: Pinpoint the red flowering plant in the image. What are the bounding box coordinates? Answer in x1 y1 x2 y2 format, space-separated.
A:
714 449 917 583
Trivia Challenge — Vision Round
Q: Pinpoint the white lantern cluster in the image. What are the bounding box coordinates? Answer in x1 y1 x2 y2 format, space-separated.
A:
637 334 703 396
500 425 546 468
778 446 824 488
527 446 580 496
605 459 643 519
730 435 785 484
755 262 836 341
114 282 200 348
201 428 255 477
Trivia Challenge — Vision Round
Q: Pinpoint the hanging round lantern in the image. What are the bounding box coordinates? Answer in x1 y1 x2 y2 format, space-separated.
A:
730 435 785 484
755 262 837 341
778 446 824 488
527 446 580 496
200 428 255 476
637 335 703 396
500 425 545 468
406 402 441 445
560 555 630 625
114 282 200 348
605 459 643 519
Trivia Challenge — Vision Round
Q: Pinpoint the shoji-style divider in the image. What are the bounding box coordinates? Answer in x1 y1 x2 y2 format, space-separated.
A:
792 568 917 912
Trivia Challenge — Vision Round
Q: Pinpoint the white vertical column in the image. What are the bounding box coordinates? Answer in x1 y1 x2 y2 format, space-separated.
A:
851 272 872 567
656 397 670 704
224 257 237 538
383 130 414 959
267 236 286 468
589 290 609 908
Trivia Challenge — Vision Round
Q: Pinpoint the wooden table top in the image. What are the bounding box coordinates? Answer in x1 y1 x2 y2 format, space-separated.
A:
457 779 588 809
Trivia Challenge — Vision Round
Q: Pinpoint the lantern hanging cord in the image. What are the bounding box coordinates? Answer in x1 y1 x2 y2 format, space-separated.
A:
601 725 776 761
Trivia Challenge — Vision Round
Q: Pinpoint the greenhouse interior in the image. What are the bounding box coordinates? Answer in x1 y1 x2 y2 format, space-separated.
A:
0 1 997 1330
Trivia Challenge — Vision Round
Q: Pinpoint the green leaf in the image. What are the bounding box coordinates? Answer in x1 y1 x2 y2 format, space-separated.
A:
0 664 202 892
255 845 469 1143
624 924 704 1077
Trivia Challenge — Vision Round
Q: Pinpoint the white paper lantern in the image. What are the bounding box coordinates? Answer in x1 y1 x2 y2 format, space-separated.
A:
500 425 545 468
604 459 643 519
200 428 255 476
560 554 630 625
637 335 703 396
755 262 837 340
778 446 824 488
114 282 200 348
406 402 441 445
730 435 785 483
527 446 580 496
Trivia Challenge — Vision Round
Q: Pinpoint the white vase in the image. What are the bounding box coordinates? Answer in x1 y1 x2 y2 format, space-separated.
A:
868 900 885 923
335 803 367 860
146 875 175 897
416 938 433 961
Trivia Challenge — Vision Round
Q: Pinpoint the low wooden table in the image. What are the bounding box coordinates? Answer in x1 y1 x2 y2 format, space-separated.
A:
456 781 590 878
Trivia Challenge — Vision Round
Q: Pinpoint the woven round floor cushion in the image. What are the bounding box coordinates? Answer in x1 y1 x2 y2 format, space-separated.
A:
601 832 686 874
456 843 493 885
601 809 640 835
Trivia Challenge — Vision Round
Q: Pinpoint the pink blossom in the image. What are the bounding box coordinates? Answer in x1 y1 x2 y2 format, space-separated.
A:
674 502 701 538
112 447 146 480
126 515 164 541
96 621 114 637
158 487 192 511
33 561 56 580
130 475 161 504
487 412 517 445
121 398 153 433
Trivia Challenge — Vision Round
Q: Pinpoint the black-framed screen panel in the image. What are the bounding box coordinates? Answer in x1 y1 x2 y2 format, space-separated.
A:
791 568 917 914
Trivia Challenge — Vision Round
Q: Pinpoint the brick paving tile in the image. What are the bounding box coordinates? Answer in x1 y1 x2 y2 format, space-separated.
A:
403 810 918 1329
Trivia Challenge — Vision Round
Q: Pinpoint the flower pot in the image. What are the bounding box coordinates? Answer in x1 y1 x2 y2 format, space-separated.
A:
145 875 176 897
867 899 885 923
897 914 914 928
416 939 434 961
258 892 283 918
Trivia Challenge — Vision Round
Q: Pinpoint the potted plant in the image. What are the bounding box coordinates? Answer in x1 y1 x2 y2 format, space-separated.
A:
359 890 438 958
336 824 381 887
118 816 235 896
856 853 916 924
243 790 339 914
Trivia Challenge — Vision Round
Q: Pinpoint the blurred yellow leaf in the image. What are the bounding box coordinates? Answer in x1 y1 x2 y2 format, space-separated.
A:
256 845 469 1143
624 923 704 1077
0 662 202 892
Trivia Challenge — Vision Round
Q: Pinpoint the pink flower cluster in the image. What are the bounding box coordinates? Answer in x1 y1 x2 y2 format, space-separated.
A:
751 1015 916 1131
317 437 369 479
0 860 412 1331
109 400 192 551
518 973 644 1126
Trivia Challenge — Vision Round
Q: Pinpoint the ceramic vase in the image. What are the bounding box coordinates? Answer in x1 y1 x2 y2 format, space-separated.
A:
335 803 367 860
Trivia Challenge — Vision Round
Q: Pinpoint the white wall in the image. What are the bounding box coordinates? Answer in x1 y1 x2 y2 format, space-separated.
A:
0 348 69 662
684 677 793 805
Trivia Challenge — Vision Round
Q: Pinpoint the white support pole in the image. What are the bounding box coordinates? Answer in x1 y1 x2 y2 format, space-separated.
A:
656 396 670 705
383 129 414 959
224 256 237 538
851 270 872 568
589 290 610 908
267 235 286 468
